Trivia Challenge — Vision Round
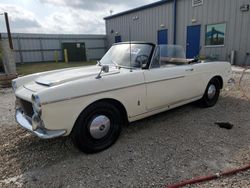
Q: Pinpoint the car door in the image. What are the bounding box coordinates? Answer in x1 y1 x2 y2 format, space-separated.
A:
143 47 202 110
144 66 190 110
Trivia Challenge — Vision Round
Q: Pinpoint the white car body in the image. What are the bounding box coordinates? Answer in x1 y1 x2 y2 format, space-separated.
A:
13 43 232 141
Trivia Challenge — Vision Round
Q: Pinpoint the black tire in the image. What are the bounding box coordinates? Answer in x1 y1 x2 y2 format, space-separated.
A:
199 78 221 107
72 101 122 153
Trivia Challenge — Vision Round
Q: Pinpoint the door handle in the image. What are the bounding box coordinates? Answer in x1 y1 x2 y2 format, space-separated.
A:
185 68 194 71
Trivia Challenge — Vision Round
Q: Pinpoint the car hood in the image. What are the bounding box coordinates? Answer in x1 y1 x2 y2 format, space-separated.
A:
34 65 120 87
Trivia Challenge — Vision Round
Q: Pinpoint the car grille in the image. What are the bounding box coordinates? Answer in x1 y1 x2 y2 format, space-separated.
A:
17 98 34 118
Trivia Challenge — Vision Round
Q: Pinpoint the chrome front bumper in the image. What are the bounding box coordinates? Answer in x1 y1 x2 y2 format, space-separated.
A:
15 109 66 139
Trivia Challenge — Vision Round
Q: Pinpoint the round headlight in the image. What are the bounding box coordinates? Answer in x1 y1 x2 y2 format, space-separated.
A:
32 94 41 114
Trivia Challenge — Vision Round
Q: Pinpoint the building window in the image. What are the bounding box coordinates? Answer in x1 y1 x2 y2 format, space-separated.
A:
205 23 226 46
192 0 203 7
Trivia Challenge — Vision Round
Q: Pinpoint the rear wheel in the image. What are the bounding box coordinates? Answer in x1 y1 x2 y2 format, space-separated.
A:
72 102 122 153
199 78 221 107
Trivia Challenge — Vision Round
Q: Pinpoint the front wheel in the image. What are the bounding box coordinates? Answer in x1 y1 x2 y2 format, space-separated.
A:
72 102 122 153
199 78 221 107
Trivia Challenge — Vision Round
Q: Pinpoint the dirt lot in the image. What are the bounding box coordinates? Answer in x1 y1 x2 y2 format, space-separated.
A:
0 71 250 188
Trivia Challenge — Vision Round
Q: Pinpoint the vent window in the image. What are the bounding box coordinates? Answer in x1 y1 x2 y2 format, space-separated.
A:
192 0 203 7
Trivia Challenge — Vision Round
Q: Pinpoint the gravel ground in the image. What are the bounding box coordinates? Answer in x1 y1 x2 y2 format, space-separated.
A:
0 71 250 188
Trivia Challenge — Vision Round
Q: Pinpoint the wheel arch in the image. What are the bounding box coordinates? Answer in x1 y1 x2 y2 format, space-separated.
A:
212 75 223 89
91 98 129 124
71 97 125 153
202 75 223 98
72 98 129 134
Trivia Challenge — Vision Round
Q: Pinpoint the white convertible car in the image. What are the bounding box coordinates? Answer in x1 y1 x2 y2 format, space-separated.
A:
13 42 231 153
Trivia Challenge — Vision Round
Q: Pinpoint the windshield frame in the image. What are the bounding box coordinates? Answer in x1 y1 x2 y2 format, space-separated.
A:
101 42 155 70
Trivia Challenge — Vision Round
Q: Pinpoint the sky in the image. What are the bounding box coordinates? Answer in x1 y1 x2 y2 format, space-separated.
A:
0 0 156 34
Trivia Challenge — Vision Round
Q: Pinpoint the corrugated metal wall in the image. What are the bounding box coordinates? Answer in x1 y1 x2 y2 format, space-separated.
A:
177 0 250 65
0 33 107 63
105 0 250 65
106 2 174 47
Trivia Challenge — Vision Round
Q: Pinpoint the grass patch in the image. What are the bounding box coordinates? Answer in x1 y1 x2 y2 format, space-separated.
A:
17 61 96 76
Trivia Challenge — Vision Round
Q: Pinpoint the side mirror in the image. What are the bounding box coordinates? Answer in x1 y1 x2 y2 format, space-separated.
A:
101 65 109 73
96 65 109 79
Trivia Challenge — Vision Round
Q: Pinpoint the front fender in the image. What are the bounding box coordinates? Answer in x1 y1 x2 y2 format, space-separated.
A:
41 84 147 135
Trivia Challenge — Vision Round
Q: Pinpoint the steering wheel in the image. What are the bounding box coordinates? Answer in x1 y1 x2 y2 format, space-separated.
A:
135 55 149 68
188 57 199 64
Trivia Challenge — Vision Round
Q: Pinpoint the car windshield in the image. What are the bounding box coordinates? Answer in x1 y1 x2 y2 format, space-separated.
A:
100 43 153 69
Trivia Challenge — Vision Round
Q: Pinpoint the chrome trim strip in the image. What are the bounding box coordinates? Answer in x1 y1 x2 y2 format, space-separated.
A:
130 95 202 118
146 75 185 84
41 75 185 105
15 109 66 139
41 82 145 105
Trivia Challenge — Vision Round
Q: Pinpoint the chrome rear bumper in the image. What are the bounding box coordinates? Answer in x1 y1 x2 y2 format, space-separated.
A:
15 109 66 139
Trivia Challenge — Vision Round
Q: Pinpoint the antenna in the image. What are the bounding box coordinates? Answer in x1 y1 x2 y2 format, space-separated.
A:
129 16 139 72
129 24 132 72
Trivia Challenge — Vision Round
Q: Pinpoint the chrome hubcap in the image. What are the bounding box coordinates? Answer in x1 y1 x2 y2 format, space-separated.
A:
207 84 216 99
89 115 111 139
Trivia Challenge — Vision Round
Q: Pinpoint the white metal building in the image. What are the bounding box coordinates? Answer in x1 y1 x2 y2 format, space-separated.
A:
0 33 107 63
104 0 250 65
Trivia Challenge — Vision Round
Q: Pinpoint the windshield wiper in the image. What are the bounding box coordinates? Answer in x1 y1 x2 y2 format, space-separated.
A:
110 60 119 68
98 60 134 70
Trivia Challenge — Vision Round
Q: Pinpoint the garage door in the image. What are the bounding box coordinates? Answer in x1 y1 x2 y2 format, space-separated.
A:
62 43 86 62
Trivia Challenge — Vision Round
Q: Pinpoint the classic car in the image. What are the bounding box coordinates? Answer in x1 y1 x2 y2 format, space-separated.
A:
12 42 232 153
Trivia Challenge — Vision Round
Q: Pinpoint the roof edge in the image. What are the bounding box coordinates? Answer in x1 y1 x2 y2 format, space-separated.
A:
104 0 172 20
